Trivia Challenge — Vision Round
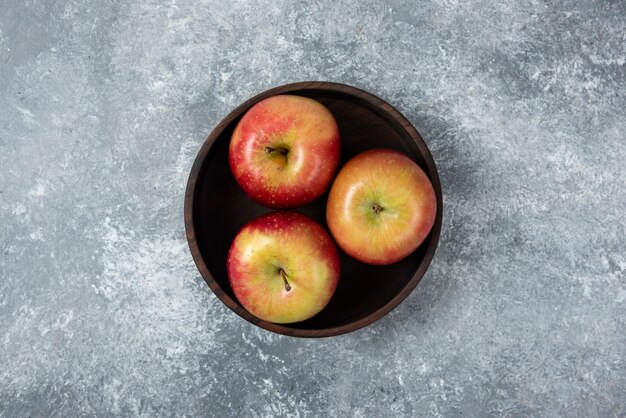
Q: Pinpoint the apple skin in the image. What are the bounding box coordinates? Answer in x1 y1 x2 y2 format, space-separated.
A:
326 148 437 265
227 211 340 324
229 94 340 208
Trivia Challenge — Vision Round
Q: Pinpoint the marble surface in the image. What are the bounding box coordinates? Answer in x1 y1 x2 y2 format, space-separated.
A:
1 0 625 416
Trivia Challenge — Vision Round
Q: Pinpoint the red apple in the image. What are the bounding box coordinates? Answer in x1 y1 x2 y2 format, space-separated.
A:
326 149 437 265
227 211 340 324
229 95 340 208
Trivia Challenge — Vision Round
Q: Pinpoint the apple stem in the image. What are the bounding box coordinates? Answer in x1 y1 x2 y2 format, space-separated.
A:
265 146 289 156
279 268 291 292
372 203 384 215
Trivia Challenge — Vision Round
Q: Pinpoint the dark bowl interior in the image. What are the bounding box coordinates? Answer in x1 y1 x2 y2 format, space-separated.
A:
185 81 442 337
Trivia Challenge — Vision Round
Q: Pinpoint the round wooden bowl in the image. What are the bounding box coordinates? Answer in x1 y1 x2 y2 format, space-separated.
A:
185 81 442 337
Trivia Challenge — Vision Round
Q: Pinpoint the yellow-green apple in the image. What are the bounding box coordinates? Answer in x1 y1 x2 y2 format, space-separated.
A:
229 95 340 208
326 149 437 265
227 211 340 324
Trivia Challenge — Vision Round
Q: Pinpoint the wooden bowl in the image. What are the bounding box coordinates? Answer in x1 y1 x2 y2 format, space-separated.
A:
185 81 442 337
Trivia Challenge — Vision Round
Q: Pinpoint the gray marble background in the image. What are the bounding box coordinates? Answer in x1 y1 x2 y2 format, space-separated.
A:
1 0 625 416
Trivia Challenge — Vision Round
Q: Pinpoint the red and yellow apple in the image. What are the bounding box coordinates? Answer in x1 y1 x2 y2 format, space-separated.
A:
229 95 340 208
227 211 340 324
326 148 437 265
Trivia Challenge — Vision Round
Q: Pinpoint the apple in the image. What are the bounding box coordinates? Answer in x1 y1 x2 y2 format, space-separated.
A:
326 148 437 265
229 94 340 208
227 211 340 324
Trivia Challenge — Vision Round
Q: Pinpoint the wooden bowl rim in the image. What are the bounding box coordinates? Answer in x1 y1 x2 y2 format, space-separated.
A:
184 81 443 338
